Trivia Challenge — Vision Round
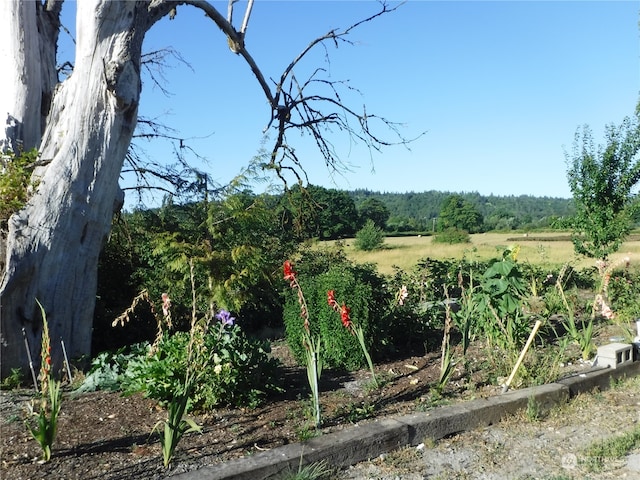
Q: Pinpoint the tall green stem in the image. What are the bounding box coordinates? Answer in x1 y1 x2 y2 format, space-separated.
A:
304 333 322 427
354 326 378 388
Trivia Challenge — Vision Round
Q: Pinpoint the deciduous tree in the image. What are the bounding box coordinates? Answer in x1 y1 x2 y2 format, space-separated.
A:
283 184 360 240
358 198 390 230
566 109 640 261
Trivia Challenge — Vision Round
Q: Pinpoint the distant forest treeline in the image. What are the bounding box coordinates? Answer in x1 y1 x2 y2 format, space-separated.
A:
347 189 575 232
128 186 576 242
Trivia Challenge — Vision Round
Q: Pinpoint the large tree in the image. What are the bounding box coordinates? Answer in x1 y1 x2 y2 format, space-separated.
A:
0 0 403 378
438 194 484 233
358 197 390 230
282 184 360 240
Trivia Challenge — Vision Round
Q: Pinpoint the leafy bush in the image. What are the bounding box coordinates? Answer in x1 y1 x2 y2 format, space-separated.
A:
432 228 470 244
0 368 24 390
122 322 281 410
475 253 531 352
354 219 385 251
283 256 389 370
78 324 281 410
75 343 149 393
97 193 297 345
408 256 491 304
607 270 640 322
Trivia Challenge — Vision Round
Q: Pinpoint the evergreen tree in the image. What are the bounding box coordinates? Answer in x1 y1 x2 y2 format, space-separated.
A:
438 195 484 233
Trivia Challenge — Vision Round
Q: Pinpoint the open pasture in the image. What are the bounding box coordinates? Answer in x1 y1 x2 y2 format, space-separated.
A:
329 232 640 275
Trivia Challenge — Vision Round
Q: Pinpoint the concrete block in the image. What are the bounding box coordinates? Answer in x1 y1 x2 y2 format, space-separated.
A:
596 342 633 369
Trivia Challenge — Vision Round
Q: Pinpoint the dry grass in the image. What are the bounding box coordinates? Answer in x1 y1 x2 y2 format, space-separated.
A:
325 232 640 275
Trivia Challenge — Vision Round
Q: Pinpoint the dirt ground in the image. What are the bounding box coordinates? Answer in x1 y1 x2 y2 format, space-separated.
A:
1 336 640 480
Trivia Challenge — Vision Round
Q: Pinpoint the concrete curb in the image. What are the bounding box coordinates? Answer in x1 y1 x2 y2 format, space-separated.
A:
172 361 640 480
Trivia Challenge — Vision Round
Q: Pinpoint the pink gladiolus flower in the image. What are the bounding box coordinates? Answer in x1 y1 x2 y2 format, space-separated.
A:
601 301 615 320
398 285 408 305
161 293 171 317
595 294 615 320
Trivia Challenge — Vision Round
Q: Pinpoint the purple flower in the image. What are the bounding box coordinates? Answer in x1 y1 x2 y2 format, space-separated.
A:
215 309 235 326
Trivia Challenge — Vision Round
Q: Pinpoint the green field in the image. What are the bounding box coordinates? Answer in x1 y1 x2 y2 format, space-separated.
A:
325 232 640 275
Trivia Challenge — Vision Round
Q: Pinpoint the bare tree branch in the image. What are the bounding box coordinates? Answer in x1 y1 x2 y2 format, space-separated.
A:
227 0 236 22
145 0 421 198
141 47 193 96
121 114 219 205
179 0 272 101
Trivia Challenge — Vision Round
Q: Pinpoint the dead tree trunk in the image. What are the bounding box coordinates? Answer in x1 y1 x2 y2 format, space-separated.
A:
1 0 154 377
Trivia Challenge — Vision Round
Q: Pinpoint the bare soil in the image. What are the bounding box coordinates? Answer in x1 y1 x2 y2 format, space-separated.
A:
1 334 640 480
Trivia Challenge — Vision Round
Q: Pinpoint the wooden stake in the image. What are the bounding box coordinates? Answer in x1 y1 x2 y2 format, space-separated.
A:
502 320 542 394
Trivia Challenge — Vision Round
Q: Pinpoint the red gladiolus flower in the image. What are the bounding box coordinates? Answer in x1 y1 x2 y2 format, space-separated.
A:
328 290 352 330
283 260 310 329
283 260 296 282
340 304 351 329
327 290 339 309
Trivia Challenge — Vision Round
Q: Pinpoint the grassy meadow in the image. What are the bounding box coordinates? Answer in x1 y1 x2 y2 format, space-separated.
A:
324 232 640 275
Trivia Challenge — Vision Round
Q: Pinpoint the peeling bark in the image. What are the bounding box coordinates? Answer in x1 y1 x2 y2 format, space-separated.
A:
1 0 150 377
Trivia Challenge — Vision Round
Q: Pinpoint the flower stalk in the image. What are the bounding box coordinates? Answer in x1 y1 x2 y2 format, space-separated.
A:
284 260 323 427
25 299 62 462
153 264 203 467
438 288 456 393
327 290 378 388
555 265 595 360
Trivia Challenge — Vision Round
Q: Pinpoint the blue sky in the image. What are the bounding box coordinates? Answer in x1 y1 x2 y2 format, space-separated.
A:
59 1 639 204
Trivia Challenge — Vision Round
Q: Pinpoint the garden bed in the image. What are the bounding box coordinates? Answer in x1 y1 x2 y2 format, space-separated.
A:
0 334 603 480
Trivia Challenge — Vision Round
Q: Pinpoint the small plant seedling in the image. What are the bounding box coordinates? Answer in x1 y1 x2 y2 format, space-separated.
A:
277 456 333 480
525 395 542 422
0 368 23 390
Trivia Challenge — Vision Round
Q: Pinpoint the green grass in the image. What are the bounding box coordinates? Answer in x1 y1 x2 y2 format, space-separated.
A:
582 425 640 472
324 232 640 275
277 458 333 480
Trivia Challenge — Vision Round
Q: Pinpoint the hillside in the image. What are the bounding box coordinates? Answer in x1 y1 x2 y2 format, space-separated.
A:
348 189 574 231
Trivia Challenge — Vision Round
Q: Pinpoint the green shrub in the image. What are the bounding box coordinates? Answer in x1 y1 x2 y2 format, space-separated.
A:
78 324 281 410
475 253 531 352
432 227 470 244
354 219 385 251
0 148 39 225
75 343 149 393
0 368 24 390
283 258 388 370
195 324 283 409
607 270 640 321
123 323 281 410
